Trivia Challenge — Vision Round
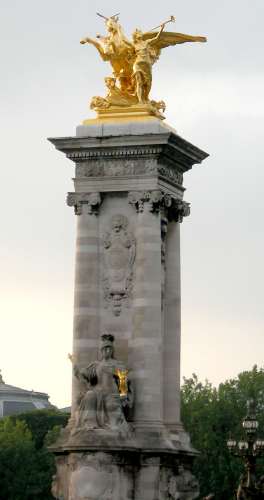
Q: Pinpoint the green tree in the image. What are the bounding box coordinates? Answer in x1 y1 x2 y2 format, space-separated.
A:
9 409 69 449
0 410 69 500
181 365 264 499
0 418 53 499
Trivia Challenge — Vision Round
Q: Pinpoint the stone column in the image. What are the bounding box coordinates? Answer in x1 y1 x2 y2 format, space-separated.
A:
128 192 164 432
67 193 101 415
163 220 181 428
162 201 190 431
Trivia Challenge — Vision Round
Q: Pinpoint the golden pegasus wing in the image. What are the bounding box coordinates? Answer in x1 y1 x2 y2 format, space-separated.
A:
142 31 207 64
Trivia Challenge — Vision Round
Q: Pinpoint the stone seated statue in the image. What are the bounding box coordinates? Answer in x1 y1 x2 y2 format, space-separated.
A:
70 334 133 436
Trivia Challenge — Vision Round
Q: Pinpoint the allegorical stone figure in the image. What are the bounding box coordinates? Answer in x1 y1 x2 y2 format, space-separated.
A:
167 466 199 500
103 214 136 316
70 334 133 436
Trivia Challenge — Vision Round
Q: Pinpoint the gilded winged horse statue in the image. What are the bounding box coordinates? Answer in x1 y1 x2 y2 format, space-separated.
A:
80 14 207 119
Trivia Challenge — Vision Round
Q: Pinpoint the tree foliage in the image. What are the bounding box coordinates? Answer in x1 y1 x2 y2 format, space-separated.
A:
181 365 264 499
0 410 68 500
9 409 69 449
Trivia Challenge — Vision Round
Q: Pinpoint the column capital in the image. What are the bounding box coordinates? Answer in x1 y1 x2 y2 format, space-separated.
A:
67 192 102 215
170 199 190 223
128 190 190 222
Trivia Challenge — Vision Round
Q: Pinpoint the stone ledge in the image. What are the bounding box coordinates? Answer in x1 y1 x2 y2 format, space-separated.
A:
48 131 209 174
76 118 177 138
49 426 198 457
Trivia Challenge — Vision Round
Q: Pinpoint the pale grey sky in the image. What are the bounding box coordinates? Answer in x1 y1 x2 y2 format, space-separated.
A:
0 0 263 407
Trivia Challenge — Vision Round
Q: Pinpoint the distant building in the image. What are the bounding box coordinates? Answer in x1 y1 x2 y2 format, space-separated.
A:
0 371 53 418
59 406 71 414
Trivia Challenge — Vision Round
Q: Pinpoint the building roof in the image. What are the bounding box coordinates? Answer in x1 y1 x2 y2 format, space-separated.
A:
0 371 52 418
0 382 48 398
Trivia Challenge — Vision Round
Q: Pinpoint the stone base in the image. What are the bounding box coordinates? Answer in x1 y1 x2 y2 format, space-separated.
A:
51 427 199 500
52 448 199 500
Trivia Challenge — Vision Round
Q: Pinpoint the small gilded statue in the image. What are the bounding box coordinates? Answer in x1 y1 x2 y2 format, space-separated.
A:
69 334 133 436
80 13 207 118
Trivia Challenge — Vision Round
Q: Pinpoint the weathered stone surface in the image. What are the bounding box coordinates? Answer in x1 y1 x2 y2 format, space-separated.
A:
51 450 199 500
102 214 136 316
48 119 208 500
75 117 177 138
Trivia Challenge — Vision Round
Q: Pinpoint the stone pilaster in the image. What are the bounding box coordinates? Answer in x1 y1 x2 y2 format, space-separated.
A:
70 207 101 415
163 221 181 428
129 192 164 431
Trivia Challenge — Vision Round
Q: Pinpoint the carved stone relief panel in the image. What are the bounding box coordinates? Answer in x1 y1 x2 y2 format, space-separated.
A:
166 466 199 500
158 165 183 186
76 158 157 178
161 216 168 266
52 456 69 500
75 159 184 190
68 453 113 500
66 452 134 500
102 214 136 316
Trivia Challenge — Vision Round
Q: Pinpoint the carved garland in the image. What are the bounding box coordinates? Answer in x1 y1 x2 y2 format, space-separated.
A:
74 161 183 188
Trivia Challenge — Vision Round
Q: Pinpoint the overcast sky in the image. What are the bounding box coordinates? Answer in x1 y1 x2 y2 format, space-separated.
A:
1 0 263 407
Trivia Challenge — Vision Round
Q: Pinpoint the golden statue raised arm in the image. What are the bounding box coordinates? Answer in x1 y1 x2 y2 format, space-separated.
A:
80 14 207 119
130 24 166 104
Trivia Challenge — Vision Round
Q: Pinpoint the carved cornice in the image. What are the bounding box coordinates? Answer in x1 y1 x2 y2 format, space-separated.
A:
49 132 209 175
66 146 163 162
67 192 101 215
128 190 190 222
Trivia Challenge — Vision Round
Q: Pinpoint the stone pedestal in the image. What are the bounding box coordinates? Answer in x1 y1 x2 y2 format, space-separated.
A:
49 117 208 500
52 450 199 500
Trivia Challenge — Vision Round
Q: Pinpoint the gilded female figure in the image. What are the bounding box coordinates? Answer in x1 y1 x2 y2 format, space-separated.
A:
131 24 165 103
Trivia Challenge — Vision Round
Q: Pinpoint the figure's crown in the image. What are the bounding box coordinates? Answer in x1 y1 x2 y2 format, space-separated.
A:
101 333 115 347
